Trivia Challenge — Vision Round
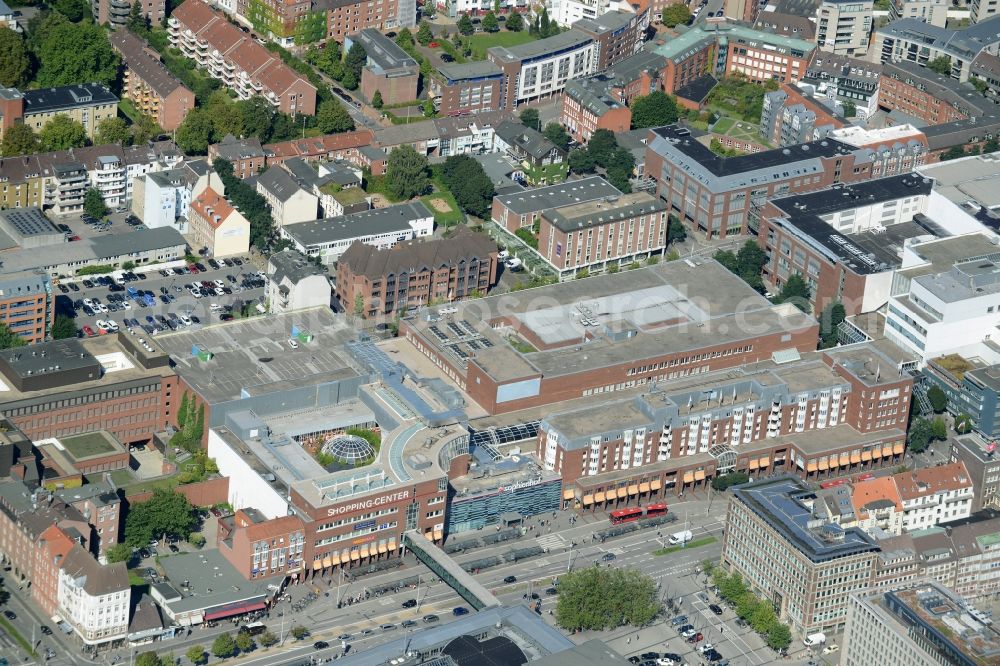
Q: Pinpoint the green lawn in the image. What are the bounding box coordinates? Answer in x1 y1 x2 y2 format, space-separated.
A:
420 189 465 227
653 535 717 557
0 615 36 658
61 431 118 458
469 31 535 60
525 161 568 186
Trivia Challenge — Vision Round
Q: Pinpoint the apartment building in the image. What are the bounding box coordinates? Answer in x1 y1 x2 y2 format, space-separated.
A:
58 545 130 645
488 30 599 109
33 525 77 618
538 338 913 499
132 168 193 234
282 200 434 263
645 124 925 240
265 250 331 314
571 10 647 71
336 226 499 318
238 0 317 48
55 482 122 561
0 84 118 143
0 262 55 344
169 0 317 115
879 61 995 125
219 510 306 579
722 476 880 635
895 463 975 531
256 165 319 228
109 29 194 132
873 17 1000 82
349 29 419 106
843 581 1000 666
973 0 1000 23
889 0 947 27
884 233 1000 364
491 175 622 234
434 61 504 116
561 77 631 144
536 192 668 279
723 24 816 84
93 0 164 26
802 54 882 119
208 135 267 179
816 0 873 57
187 187 250 258
263 130 374 167
318 0 410 44
756 174 934 315
759 84 845 146
952 433 1000 510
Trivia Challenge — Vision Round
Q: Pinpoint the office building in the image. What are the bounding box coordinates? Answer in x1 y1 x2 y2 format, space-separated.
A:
434 61 505 116
722 476 880 635
335 226 498 318
722 24 816 84
109 29 194 132
487 30 599 109
571 10 647 71
348 29 420 106
873 16 1000 82
491 175 622 234
878 61 996 126
951 433 1000 510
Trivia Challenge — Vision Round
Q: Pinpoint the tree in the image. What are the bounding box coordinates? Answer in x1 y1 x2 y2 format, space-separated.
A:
341 69 358 90
767 623 792 651
177 392 190 429
316 100 355 134
630 91 679 129
0 322 26 350
372 90 383 109
774 273 811 312
908 417 933 453
131 113 160 145
941 145 968 161
587 129 618 165
482 11 499 32
0 27 30 88
842 100 857 118
539 8 551 37
33 14 119 88
135 653 165 666
39 114 88 151
818 301 846 349
422 98 436 117
105 543 135 565
1 123 39 157
568 147 596 174
396 27 414 48
711 471 749 491
128 0 150 34
555 566 660 631
186 646 207 666
96 117 131 146
931 416 948 441
457 13 474 36
51 0 91 21
175 108 215 155
416 21 433 45
661 3 691 27
927 385 948 413
543 122 571 151
385 145 429 200
667 214 686 244
235 97 275 142
84 188 109 220
123 489 198 548
985 137 1000 154
291 626 309 640
955 413 974 434
345 41 368 80
259 630 278 647
441 154 494 219
189 532 206 548
518 108 540 131
234 631 255 653
213 633 237 659
928 55 952 75
505 11 524 31
51 315 79 340
531 13 540 35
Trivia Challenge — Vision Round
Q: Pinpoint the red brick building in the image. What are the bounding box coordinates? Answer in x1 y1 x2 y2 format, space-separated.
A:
264 130 375 167
491 175 623 234
219 509 306 580
319 0 402 43
434 61 505 116
335 227 499 318
33 525 76 616
109 29 194 132
572 9 648 72
878 61 993 126
561 77 632 144
350 29 420 106
208 135 266 179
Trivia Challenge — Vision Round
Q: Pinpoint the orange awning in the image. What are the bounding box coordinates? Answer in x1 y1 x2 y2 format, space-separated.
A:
893 443 904 455
850 453 861 464
871 448 881 459
331 553 341 566
322 556 332 568
639 482 650 493
433 529 443 541
682 472 694 484
807 462 818 472
388 540 397 551
627 485 639 495
312 560 322 571
359 546 370 558
759 457 770 467
818 459 829 471
650 479 662 490
606 488 618 500
350 550 360 561
583 494 594 505
694 470 705 481
861 450 872 461
882 446 894 458
594 492 606 503
563 489 575 500
839 454 850 467
378 542 387 555
749 459 760 470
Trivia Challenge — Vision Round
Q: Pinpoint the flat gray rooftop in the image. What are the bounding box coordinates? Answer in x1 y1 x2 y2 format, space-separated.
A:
920 156 1000 209
156 549 273 615
154 308 362 404
899 233 1000 281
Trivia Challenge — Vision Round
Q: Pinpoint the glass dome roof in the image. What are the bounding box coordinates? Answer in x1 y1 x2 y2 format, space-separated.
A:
321 434 376 464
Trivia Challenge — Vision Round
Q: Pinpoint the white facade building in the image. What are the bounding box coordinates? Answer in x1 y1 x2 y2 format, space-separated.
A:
266 250 331 314
57 546 130 646
134 168 191 233
896 462 974 531
207 428 290 519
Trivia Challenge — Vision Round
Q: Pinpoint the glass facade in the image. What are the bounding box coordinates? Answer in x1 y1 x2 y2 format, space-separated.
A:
447 478 562 534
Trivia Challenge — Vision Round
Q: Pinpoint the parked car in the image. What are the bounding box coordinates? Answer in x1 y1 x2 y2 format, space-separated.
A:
709 604 723 615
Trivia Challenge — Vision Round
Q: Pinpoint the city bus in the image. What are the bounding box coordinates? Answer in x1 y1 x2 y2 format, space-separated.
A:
609 507 644 524
644 503 668 518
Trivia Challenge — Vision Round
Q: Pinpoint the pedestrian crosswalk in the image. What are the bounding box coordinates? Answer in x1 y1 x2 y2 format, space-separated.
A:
536 533 566 552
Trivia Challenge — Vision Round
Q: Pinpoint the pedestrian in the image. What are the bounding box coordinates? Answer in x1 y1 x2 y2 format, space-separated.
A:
627 638 631 645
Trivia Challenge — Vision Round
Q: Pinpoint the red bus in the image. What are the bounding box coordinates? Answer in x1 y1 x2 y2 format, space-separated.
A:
609 507 643 524
854 473 875 483
819 479 849 489
644 503 668 518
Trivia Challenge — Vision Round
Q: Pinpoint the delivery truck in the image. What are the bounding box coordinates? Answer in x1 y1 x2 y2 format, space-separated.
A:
668 530 693 545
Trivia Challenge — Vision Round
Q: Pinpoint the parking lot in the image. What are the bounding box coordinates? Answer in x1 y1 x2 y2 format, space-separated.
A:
58 257 268 337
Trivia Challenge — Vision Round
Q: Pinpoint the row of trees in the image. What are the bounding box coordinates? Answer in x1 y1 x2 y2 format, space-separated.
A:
122 488 200 549
0 113 152 158
440 154 495 219
213 157 276 251
566 129 635 192
171 392 206 454
307 39 368 91
708 564 792 651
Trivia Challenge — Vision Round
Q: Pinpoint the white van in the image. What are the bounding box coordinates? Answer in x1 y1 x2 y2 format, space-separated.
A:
803 632 826 646
668 530 693 545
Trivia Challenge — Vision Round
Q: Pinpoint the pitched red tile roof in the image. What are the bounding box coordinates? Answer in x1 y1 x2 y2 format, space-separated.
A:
171 0 221 36
191 187 238 229
895 461 972 501
265 130 375 159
